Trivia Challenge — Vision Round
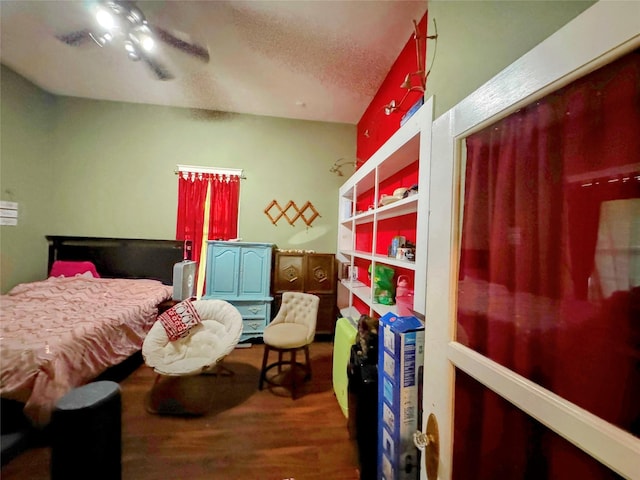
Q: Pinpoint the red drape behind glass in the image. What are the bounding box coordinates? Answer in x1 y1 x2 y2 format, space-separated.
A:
176 173 240 265
454 50 640 479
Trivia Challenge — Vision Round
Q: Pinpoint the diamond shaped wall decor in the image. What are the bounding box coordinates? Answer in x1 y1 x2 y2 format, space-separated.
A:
264 200 321 227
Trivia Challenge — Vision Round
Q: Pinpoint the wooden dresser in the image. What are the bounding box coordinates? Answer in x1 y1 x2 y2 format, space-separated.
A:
272 251 338 335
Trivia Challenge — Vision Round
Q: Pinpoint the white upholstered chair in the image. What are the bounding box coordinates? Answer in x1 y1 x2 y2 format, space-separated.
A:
259 291 319 398
142 299 243 414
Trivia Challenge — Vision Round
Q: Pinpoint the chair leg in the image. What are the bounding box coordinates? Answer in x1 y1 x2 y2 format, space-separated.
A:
260 344 312 399
259 344 270 390
291 349 297 400
203 362 234 377
144 374 163 414
303 345 312 380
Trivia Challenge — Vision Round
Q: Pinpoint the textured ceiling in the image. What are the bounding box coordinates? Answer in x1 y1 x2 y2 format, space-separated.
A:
0 0 428 124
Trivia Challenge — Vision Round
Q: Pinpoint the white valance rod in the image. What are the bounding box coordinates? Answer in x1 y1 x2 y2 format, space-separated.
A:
175 164 246 179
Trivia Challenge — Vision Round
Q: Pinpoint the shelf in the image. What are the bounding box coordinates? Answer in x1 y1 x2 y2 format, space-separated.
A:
340 277 409 319
337 250 374 262
376 134 421 185
371 302 397 317
336 96 433 319
338 250 416 270
340 278 367 288
371 254 417 271
340 217 355 227
339 105 425 198
351 283 373 305
342 195 419 226
375 195 418 220
351 209 375 225
339 306 362 320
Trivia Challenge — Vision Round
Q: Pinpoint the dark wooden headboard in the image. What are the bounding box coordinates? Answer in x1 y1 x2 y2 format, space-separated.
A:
46 236 185 286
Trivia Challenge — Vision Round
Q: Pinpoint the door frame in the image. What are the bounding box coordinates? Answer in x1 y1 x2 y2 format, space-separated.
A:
421 2 640 479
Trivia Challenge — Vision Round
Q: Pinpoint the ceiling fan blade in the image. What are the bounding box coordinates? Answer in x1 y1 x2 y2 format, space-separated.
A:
56 29 93 47
151 25 210 63
139 50 175 81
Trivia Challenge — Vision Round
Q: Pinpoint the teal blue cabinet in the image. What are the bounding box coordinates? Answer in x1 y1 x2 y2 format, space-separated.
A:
204 241 274 341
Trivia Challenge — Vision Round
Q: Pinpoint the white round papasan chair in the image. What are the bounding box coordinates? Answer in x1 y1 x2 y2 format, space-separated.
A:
142 299 243 415
143 299 243 376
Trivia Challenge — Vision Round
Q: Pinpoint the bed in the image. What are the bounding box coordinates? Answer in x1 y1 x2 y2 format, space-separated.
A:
0 236 184 427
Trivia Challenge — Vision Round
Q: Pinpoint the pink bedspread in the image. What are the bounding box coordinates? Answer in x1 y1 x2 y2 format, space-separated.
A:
0 276 172 426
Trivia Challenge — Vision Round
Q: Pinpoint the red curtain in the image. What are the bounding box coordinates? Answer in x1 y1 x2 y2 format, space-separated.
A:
453 49 640 479
208 174 240 241
176 172 240 264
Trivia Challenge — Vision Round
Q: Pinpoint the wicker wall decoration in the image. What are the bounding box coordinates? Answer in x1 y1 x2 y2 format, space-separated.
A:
264 200 320 227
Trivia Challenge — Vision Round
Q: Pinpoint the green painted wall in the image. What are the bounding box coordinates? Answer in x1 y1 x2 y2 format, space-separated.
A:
1 70 354 293
0 66 58 292
425 0 595 119
47 98 353 248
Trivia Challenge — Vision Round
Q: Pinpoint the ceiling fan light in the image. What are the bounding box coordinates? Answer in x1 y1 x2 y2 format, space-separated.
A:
88 32 110 47
124 41 135 53
140 36 155 52
96 8 116 30
127 7 145 25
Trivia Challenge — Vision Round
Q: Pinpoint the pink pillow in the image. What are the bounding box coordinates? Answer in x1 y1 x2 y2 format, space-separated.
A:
50 260 101 278
157 299 202 341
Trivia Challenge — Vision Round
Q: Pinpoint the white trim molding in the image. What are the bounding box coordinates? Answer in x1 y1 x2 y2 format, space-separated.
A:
175 164 245 179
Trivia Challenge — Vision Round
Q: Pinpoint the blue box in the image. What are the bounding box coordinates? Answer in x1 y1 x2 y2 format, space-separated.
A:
400 97 425 126
378 313 425 480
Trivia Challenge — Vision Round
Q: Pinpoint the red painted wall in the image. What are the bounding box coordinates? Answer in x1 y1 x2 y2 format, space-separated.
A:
356 12 428 163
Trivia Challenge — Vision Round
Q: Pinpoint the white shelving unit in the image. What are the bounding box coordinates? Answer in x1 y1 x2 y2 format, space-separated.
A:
337 96 434 319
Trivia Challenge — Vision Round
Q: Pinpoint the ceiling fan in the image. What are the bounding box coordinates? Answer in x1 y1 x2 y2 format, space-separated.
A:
56 0 210 81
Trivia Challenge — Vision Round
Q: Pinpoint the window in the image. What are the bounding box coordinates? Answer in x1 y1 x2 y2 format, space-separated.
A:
176 165 242 296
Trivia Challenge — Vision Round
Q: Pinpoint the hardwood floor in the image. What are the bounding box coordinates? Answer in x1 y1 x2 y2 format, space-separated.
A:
1 341 362 480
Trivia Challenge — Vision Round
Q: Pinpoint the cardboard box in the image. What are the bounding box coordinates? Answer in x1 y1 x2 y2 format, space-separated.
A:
378 313 424 480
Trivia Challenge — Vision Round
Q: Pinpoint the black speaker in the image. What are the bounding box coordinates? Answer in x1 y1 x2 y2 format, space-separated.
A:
51 381 121 480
